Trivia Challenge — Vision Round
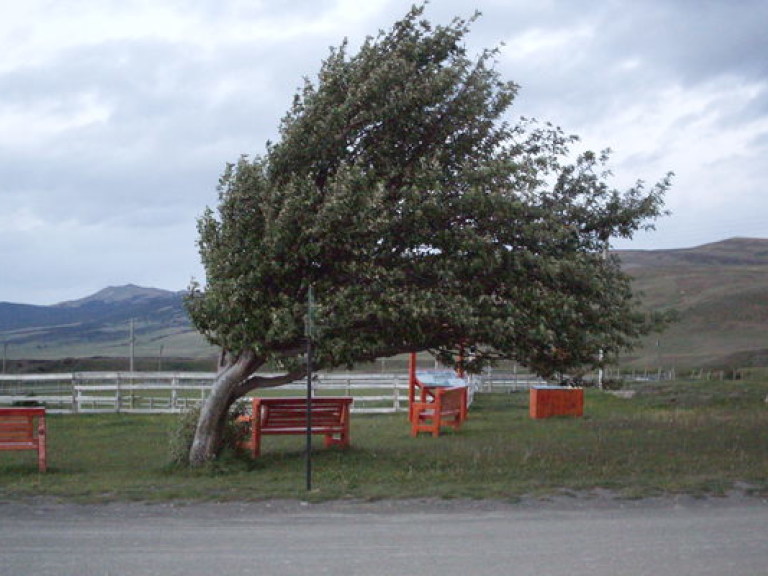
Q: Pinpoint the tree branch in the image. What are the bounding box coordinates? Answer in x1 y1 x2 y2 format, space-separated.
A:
230 366 308 399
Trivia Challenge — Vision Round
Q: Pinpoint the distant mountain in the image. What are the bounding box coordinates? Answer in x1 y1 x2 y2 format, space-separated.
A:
0 284 185 331
615 237 768 371
617 237 768 269
0 285 215 362
56 284 175 307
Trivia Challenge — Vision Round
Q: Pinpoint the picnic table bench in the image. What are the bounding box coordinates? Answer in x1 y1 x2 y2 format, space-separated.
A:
408 353 469 437
239 397 353 458
410 385 468 437
0 407 47 472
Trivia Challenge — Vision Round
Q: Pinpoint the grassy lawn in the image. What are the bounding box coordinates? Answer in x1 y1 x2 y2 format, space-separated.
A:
2 380 767 503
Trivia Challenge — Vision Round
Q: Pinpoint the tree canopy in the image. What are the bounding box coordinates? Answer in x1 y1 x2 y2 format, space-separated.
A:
185 5 670 463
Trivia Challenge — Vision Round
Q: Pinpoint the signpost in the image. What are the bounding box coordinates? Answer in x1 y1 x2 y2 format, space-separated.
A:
305 285 315 491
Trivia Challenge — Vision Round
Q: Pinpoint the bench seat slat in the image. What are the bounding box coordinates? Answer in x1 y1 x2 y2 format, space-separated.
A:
257 426 345 434
0 442 40 450
0 428 36 439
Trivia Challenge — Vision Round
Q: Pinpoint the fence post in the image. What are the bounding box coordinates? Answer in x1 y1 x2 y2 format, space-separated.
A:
512 363 518 393
486 366 494 392
116 373 122 413
71 374 79 414
171 376 178 409
393 380 399 411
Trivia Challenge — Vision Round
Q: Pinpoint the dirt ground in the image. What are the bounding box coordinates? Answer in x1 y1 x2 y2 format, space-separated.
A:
2 491 767 576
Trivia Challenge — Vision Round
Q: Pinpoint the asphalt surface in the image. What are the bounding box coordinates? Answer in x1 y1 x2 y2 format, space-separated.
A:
1 495 767 576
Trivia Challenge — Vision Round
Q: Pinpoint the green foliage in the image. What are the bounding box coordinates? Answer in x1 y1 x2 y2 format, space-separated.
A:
168 406 201 466
187 4 671 378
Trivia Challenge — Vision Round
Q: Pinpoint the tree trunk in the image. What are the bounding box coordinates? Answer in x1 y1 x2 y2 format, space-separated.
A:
187 349 308 467
188 350 261 467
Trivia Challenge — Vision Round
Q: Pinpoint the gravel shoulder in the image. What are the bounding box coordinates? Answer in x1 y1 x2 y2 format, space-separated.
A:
2 486 765 520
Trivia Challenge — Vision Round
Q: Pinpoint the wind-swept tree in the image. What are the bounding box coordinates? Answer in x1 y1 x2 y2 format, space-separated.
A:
186 5 670 465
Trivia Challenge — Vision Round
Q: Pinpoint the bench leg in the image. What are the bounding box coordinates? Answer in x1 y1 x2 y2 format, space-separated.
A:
412 408 465 438
327 406 350 448
323 427 350 449
252 427 261 458
38 416 47 473
411 408 441 438
410 408 424 437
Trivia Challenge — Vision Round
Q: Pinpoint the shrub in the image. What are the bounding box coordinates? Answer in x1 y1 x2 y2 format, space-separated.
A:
168 403 250 466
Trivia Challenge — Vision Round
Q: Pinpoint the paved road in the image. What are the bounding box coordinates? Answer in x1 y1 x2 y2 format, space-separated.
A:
1 497 766 575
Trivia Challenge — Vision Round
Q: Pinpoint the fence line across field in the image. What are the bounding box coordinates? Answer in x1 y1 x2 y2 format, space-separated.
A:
0 370 544 415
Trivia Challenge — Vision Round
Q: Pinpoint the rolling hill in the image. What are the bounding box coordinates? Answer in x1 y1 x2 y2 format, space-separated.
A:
616 237 768 371
1 237 767 373
0 285 217 370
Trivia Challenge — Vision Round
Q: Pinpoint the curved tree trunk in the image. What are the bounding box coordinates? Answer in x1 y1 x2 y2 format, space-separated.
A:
188 349 308 467
188 350 262 467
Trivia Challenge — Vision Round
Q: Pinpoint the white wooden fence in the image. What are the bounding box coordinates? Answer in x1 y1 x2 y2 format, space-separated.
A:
0 370 544 415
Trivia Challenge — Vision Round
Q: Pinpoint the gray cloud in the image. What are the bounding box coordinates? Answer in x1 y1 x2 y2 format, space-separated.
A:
0 0 766 303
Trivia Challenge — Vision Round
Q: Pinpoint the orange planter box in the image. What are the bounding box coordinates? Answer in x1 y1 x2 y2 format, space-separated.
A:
529 386 584 419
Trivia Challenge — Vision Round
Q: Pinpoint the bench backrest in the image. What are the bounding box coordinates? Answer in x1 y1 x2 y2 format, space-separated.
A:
0 408 45 445
255 398 352 430
435 387 465 413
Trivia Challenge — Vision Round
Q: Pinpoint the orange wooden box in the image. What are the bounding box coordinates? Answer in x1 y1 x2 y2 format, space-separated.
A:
529 386 584 419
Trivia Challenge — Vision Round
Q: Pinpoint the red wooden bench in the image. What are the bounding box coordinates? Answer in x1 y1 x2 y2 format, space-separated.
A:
0 407 47 472
410 386 467 437
239 397 353 458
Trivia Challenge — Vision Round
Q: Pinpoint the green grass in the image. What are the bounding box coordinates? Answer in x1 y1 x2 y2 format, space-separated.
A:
2 380 768 503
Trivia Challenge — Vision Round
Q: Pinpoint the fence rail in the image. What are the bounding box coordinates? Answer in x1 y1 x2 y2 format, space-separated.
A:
0 370 544 414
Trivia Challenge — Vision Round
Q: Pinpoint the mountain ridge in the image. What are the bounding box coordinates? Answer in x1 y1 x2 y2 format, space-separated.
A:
616 237 768 269
0 285 212 363
0 285 186 332
54 284 181 308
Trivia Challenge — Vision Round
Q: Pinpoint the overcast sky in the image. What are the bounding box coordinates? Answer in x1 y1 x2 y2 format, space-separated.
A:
2 0 766 305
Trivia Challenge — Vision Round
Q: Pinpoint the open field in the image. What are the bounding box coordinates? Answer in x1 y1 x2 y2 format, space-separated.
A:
2 379 767 503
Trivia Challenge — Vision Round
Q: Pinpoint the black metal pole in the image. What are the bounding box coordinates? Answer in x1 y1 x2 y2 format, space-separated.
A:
305 286 314 492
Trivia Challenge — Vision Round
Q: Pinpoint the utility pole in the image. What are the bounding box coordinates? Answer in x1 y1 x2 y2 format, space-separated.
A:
129 319 135 373
2 341 7 374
